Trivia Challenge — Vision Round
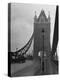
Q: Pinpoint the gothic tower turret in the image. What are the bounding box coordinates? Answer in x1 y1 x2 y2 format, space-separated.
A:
34 11 37 23
48 11 50 23
33 10 51 60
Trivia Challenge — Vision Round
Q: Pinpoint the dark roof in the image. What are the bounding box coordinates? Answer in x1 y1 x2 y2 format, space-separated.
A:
37 10 48 22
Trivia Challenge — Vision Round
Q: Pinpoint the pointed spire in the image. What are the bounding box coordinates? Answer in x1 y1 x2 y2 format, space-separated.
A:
41 9 44 12
48 11 50 22
35 11 37 16
34 11 37 23
38 9 48 22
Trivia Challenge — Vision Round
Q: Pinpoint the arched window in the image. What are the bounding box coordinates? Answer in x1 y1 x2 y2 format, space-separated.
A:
38 51 41 56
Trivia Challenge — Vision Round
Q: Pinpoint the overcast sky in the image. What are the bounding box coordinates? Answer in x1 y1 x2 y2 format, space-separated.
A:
11 3 56 53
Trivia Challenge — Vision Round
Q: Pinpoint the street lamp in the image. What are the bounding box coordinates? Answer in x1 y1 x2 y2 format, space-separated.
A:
42 29 45 72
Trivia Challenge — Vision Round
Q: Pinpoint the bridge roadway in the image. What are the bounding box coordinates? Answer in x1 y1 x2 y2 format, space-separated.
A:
12 58 58 77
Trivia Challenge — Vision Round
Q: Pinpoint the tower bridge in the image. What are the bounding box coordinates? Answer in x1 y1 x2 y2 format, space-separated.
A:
9 6 58 76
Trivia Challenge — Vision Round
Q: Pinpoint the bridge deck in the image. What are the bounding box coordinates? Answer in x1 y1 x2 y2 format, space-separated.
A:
11 59 58 77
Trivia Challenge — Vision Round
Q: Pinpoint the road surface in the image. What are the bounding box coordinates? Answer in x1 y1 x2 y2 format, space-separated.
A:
12 58 58 77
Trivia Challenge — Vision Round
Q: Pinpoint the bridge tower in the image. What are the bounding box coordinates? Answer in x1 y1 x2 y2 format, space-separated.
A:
33 10 51 60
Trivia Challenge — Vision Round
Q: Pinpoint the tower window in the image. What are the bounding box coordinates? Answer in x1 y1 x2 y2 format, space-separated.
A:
42 29 45 33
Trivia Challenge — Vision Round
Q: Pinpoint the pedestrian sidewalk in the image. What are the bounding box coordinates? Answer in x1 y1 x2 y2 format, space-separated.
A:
12 60 41 77
11 60 33 75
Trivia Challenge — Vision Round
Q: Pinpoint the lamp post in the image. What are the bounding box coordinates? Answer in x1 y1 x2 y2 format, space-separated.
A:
42 29 44 72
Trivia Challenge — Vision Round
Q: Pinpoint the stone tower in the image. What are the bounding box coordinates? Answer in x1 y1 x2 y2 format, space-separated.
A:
33 10 51 60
